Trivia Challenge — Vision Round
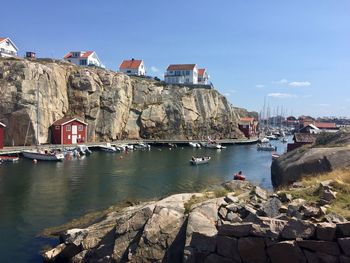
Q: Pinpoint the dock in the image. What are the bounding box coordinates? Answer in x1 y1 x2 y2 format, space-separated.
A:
0 138 259 155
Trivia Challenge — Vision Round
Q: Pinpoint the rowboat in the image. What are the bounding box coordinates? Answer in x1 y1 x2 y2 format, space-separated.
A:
190 156 211 165
22 150 64 161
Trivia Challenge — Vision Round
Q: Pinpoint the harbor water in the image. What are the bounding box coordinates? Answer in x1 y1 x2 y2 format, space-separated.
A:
0 140 288 262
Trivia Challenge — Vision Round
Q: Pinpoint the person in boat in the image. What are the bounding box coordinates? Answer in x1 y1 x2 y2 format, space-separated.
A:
191 156 195 161
234 171 246 181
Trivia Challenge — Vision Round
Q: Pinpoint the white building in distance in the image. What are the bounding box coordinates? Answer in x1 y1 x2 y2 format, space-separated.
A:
164 64 198 84
119 59 146 76
63 51 104 68
198 68 210 84
0 37 18 58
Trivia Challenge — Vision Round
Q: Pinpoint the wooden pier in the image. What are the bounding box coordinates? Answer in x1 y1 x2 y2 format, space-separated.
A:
0 138 259 155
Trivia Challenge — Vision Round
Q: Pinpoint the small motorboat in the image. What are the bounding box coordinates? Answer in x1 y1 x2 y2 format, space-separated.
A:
99 143 117 153
257 143 277 151
272 152 280 160
22 150 64 161
77 145 92 155
234 172 246 181
260 137 269 143
0 156 19 162
190 156 211 165
189 142 201 148
134 143 151 150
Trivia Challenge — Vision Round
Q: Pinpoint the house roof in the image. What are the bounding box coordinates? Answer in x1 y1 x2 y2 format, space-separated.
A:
119 59 142 69
315 122 337 129
52 117 88 126
240 117 255 123
64 51 94 59
0 122 6 127
293 133 317 143
0 37 19 51
167 64 196 71
198 69 206 76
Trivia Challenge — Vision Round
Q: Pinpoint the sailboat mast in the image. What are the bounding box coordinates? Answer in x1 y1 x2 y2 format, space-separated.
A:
36 86 39 146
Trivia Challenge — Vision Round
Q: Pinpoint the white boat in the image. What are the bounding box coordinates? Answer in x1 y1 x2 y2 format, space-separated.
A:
77 145 92 155
257 143 277 151
281 137 288 143
22 150 64 161
272 152 280 160
99 143 117 153
266 135 278 140
134 143 151 150
260 138 270 143
189 142 201 148
201 142 224 149
190 156 211 165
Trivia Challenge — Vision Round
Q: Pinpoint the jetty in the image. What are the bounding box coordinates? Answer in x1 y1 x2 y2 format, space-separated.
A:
0 138 258 155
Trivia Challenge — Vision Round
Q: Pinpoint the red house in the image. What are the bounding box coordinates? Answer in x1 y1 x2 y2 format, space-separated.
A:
0 122 5 149
238 117 258 139
51 117 88 145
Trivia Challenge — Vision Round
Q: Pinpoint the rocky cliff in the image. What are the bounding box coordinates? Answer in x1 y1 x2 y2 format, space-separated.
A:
0 57 247 146
43 180 350 263
271 131 350 187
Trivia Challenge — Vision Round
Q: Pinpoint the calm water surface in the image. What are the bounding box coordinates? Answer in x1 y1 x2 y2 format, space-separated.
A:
0 140 288 262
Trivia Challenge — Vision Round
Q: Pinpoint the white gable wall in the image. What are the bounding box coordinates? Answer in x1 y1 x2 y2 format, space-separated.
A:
0 39 18 57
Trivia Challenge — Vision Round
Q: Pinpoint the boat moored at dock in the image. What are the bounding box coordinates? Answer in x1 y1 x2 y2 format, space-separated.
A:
22 150 64 161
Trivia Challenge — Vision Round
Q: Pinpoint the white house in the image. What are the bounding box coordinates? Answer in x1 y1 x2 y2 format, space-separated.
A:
164 64 198 84
63 51 105 68
198 68 210 84
0 37 18 58
119 59 146 76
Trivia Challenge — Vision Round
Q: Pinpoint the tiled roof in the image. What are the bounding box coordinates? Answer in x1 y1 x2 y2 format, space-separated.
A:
198 69 206 76
0 122 6 127
167 64 196 71
0 37 7 43
52 117 87 126
119 59 142 69
63 51 94 59
240 117 255 123
293 133 317 143
315 122 337 129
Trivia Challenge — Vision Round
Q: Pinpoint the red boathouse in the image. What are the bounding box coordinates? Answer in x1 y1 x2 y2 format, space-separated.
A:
51 117 88 145
0 122 5 149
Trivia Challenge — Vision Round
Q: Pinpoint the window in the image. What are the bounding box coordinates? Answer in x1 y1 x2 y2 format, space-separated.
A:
186 71 190 75
80 59 87 65
175 71 181 76
55 126 60 130
169 71 173 74
78 125 83 131
66 125 71 131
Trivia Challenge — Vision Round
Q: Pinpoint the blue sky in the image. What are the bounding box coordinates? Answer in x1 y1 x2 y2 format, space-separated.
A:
2 0 350 117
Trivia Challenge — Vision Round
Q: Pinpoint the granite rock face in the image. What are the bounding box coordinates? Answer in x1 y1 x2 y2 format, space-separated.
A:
0 58 247 145
271 131 350 187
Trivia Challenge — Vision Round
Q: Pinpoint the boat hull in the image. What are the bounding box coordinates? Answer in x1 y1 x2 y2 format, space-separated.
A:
190 157 211 165
22 151 64 161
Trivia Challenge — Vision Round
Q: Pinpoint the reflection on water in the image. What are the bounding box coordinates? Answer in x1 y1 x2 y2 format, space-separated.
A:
0 140 287 262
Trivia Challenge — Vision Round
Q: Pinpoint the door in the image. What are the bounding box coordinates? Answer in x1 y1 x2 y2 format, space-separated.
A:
72 125 77 144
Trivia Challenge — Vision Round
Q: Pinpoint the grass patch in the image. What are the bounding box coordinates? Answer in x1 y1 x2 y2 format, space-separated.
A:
279 168 350 219
184 193 212 214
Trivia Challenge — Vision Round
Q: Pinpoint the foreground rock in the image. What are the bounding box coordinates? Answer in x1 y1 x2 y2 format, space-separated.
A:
0 57 250 145
43 181 350 262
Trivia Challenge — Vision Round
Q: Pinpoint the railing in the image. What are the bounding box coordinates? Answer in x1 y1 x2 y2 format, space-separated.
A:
0 49 17 56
